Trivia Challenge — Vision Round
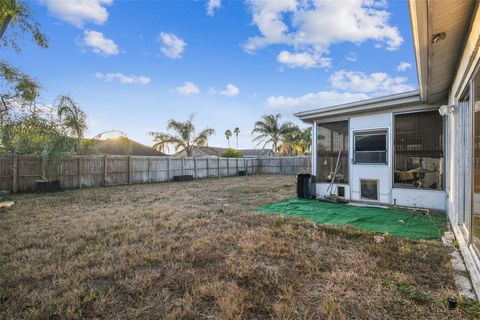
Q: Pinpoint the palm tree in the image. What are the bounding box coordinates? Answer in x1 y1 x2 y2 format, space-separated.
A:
293 127 312 155
252 113 296 155
150 114 215 156
233 127 240 149
225 129 232 148
56 95 87 153
278 125 301 156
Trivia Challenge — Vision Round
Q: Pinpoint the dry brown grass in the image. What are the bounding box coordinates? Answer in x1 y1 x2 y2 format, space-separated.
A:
0 175 477 319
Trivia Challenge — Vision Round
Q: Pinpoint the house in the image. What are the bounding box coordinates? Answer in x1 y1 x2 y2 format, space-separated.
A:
176 146 273 158
94 137 166 156
239 149 274 158
176 146 225 157
294 0 480 297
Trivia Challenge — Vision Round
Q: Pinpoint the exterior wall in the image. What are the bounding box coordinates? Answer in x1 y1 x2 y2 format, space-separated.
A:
391 188 446 211
314 109 447 211
349 113 392 204
445 5 480 298
316 183 351 200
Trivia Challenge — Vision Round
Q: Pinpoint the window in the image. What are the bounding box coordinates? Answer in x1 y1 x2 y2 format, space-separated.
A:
393 110 444 190
360 179 378 200
472 71 480 257
354 130 388 164
317 121 349 183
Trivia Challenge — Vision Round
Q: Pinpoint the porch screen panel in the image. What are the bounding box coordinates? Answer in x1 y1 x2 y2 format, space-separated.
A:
317 121 349 183
394 110 444 190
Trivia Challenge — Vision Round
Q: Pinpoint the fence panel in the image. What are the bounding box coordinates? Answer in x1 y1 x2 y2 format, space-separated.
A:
0 153 311 193
149 157 169 182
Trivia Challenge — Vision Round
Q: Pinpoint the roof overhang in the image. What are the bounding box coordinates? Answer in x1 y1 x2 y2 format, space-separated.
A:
294 91 421 123
409 0 476 103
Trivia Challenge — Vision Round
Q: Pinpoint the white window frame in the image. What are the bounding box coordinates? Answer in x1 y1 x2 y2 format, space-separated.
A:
353 129 388 165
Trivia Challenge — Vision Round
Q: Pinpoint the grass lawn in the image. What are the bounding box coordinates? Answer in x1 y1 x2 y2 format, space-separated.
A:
0 175 478 319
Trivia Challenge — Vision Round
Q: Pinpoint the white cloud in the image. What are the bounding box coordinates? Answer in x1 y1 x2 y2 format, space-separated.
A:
244 0 403 64
207 0 221 16
95 72 150 84
42 0 112 28
158 32 186 59
397 61 412 72
330 70 415 95
176 82 200 95
266 90 369 109
83 30 119 56
277 50 331 69
346 52 357 62
219 84 240 97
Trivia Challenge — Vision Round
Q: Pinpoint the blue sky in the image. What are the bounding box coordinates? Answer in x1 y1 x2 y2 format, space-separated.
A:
5 0 418 150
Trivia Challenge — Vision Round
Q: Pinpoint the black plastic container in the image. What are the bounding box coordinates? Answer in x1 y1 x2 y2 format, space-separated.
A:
36 180 62 193
447 297 457 310
297 174 316 199
238 170 247 176
173 175 194 182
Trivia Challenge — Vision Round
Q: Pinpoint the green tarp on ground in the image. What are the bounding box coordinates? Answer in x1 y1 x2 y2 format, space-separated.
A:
257 199 447 241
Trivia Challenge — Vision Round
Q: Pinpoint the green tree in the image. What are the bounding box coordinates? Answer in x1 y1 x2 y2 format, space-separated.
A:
56 95 87 153
0 95 89 171
278 125 301 156
233 127 240 149
219 148 242 158
293 127 312 155
252 114 296 155
150 114 215 156
225 129 232 148
278 126 312 156
0 0 48 124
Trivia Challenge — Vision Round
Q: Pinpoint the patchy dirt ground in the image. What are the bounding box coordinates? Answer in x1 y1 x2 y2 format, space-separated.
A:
0 175 478 319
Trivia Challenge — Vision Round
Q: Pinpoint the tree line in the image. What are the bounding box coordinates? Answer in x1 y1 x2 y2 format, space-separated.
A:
150 113 311 157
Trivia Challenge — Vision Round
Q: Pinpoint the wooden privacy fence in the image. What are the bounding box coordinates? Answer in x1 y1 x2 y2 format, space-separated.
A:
0 154 311 193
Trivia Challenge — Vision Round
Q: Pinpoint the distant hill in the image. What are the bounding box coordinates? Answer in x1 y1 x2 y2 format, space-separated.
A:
94 137 165 156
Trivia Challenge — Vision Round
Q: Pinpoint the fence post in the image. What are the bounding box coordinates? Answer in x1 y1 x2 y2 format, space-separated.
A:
167 157 170 181
279 157 283 174
236 158 239 175
78 157 82 189
206 158 209 177
59 160 63 187
227 158 230 176
41 157 46 180
218 157 221 177
104 155 108 187
12 153 18 193
182 157 185 175
128 156 132 184
147 157 151 182
193 157 197 179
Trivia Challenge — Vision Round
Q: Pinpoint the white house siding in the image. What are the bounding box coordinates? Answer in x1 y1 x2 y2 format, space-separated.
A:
349 113 392 204
391 188 446 211
315 183 351 200
313 109 448 211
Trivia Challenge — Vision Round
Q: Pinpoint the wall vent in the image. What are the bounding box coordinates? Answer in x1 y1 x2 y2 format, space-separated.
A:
337 186 345 198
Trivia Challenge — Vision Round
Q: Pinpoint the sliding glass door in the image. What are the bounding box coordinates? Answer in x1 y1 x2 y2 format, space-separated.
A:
473 72 480 256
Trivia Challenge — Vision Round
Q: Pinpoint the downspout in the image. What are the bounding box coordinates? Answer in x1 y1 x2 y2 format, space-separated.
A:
311 122 317 176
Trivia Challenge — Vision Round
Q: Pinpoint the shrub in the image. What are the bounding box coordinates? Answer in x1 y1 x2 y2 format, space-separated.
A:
220 148 243 158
